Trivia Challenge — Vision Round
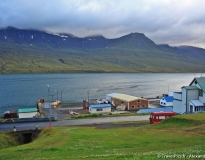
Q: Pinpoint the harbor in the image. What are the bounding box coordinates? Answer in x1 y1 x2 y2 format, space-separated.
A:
1 96 161 123
0 73 198 113
1 73 204 124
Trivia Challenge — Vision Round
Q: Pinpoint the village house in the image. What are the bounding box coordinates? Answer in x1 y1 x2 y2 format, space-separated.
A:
160 92 173 107
89 104 112 114
173 77 205 114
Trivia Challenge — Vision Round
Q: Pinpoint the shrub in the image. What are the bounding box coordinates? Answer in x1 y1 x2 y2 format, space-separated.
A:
90 114 98 117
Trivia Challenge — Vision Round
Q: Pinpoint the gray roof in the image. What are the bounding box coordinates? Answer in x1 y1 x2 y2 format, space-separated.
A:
182 86 199 90
189 100 204 107
190 77 205 91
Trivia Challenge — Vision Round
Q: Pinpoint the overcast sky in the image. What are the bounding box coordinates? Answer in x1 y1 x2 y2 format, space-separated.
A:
0 0 205 48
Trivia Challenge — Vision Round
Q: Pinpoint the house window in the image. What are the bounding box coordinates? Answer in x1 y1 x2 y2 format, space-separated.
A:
199 89 203 97
138 106 140 107
97 108 103 111
132 106 135 109
161 102 163 104
137 100 141 103
143 105 145 107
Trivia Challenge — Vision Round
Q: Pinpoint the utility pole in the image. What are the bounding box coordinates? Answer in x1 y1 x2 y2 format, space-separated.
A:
168 84 169 94
87 90 89 113
47 85 52 128
61 90 62 104
88 90 89 106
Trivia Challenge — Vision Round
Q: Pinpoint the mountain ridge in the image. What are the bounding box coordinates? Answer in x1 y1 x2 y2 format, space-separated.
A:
0 27 205 74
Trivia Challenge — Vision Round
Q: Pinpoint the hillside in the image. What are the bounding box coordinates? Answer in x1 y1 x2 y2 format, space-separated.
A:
0 113 205 159
0 27 205 74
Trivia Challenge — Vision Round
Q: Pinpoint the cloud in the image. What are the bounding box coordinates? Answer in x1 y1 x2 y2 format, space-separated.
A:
0 0 205 48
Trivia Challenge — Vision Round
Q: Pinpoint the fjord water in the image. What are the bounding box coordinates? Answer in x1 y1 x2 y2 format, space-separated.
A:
0 73 202 114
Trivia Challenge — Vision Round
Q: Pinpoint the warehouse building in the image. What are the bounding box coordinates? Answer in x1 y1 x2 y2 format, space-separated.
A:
111 93 148 111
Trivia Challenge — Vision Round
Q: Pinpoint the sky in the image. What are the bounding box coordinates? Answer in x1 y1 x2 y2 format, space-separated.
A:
0 0 205 48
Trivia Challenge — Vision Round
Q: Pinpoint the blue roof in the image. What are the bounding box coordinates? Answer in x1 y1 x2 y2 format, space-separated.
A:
137 107 173 113
90 104 112 108
164 96 173 102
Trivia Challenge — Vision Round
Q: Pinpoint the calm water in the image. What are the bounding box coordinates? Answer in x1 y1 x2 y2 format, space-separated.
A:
0 73 203 114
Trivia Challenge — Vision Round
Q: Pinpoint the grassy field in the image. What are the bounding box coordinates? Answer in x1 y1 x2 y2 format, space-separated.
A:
0 113 205 159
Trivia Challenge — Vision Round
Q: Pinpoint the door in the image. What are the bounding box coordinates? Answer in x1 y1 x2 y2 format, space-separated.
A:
190 105 193 113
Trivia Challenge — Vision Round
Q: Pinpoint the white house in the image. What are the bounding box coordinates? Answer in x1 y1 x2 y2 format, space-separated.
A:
89 104 112 114
160 96 173 107
160 92 174 107
173 77 205 114
18 108 38 118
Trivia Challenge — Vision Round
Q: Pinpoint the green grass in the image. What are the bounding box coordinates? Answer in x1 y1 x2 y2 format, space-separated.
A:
71 113 103 119
0 113 205 159
0 133 21 150
113 120 149 124
158 113 205 128
71 112 138 119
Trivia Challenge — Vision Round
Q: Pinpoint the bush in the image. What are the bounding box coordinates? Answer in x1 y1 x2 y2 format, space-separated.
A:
90 114 98 117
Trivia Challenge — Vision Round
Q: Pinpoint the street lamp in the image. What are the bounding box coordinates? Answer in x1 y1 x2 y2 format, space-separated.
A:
47 85 50 96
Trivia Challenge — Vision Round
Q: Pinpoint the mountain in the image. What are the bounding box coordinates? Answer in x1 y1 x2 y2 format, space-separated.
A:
0 27 157 50
0 27 205 74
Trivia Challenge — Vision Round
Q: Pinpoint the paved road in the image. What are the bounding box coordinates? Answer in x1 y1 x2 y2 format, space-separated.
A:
0 115 150 132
